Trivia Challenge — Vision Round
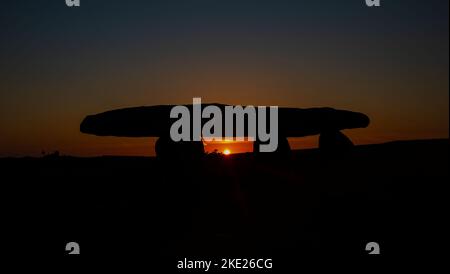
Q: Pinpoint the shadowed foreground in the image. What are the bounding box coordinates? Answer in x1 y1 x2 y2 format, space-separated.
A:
2 139 447 269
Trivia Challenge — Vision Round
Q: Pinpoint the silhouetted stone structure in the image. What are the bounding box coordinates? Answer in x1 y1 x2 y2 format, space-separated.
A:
80 104 370 158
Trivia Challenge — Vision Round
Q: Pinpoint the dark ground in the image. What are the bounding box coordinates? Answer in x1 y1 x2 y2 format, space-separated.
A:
2 139 448 270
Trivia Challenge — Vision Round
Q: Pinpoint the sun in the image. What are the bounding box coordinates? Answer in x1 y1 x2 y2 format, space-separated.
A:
223 149 231 155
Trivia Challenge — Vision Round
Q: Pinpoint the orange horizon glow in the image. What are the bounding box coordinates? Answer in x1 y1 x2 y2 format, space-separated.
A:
204 140 254 155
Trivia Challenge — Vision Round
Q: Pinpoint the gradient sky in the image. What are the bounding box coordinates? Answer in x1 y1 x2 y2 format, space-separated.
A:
0 0 448 156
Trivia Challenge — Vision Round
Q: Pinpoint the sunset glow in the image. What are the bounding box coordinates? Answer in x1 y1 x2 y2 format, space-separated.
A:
223 149 231 155
0 1 448 157
203 140 253 155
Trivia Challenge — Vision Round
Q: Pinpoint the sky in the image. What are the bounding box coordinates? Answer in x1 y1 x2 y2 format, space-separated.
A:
0 0 448 156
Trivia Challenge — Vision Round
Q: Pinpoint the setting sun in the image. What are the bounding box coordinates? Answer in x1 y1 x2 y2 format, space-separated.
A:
203 140 253 155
